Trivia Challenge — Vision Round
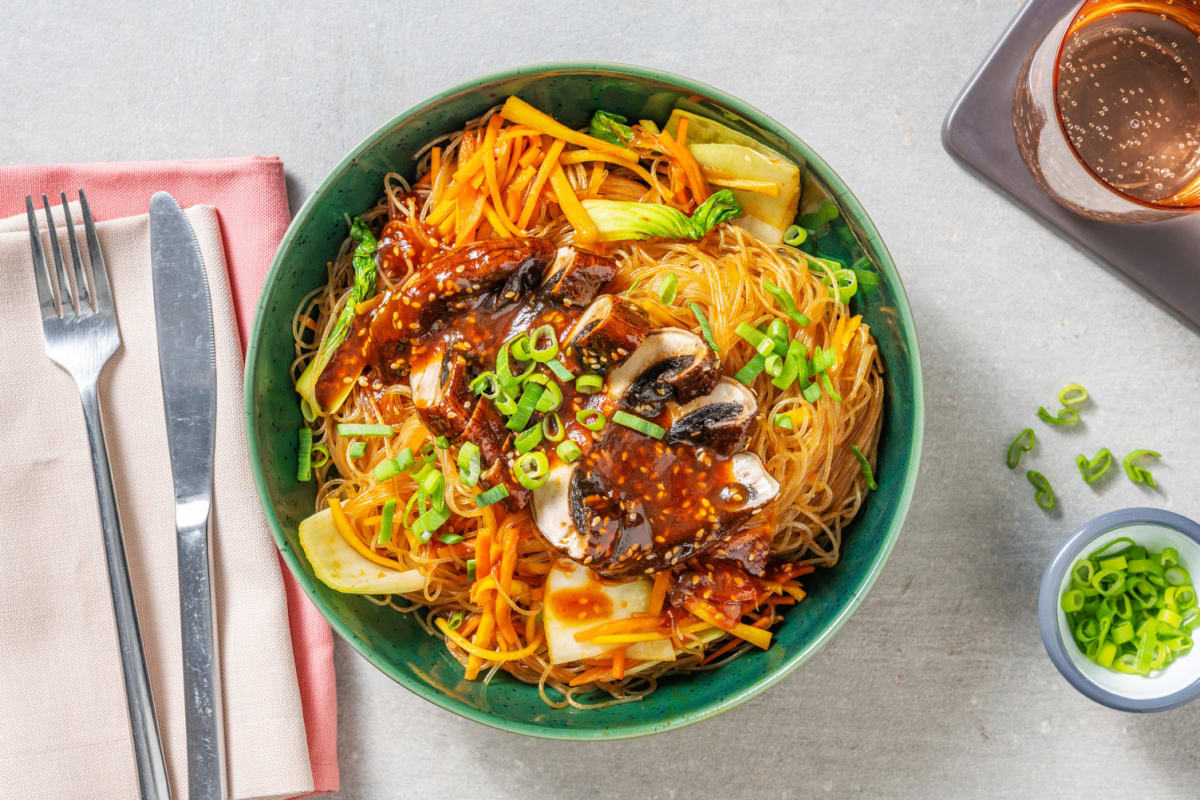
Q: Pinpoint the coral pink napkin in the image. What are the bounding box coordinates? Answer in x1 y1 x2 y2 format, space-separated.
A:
0 157 338 795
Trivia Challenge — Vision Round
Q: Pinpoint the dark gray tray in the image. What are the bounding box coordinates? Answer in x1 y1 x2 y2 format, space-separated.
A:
942 0 1200 333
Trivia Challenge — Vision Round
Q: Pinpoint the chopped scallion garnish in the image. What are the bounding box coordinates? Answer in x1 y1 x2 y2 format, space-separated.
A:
576 409 606 431
1076 447 1113 484
658 273 678 305
514 451 550 490
347 440 366 459
374 457 403 482
783 225 807 246
688 302 719 352
379 498 396 544
474 484 509 508
850 444 877 490
1123 449 1162 488
735 322 775 356
546 358 575 382
446 611 464 630
733 353 766 385
773 413 793 430
530 324 559 363
802 381 822 403
466 559 477 580
542 412 566 442
556 440 583 463
575 374 603 394
1006 428 1036 470
1058 383 1089 407
1027 470 1055 510
612 410 666 439
514 424 543 454
506 381 546 431
336 423 394 437
438 532 463 545
762 279 810 327
296 428 313 481
1037 405 1080 425
457 442 481 488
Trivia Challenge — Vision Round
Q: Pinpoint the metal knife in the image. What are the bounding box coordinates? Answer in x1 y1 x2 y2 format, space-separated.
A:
149 192 227 800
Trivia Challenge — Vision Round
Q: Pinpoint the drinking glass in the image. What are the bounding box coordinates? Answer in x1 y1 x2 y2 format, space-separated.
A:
1014 0 1200 222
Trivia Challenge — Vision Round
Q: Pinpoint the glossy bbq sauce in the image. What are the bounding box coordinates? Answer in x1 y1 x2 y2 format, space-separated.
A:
547 585 615 623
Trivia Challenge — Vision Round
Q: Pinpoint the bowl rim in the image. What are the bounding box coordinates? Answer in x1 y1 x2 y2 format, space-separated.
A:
244 60 926 739
1037 507 1200 713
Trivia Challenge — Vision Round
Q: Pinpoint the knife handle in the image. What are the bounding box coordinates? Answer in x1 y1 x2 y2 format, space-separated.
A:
176 511 227 800
81 385 173 800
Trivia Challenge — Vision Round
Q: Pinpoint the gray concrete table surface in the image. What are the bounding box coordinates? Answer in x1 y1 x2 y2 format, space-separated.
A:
9 1 1200 797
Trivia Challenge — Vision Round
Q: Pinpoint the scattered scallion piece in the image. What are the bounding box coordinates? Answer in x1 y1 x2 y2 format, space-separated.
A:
296 428 313 481
772 339 806 390
575 374 603 394
1076 448 1113 484
525 374 563 413
766 319 789 352
466 559 477 580
624 278 641 296
1123 449 1162 488
417 506 451 538
514 451 550 490
347 440 366 460
530 324 559 362
457 442 481 488
420 442 437 462
820 372 842 402
764 354 784 378
850 444 877 490
688 302 719 352
773 413 793 430
810 347 836 375
733 353 766 385
506 382 546 431
438 532 463 545
1037 406 1080 425
514 425 543 454
394 447 415 473
309 445 330 469
546 358 574 382
612 410 666 439
735 322 775 357
1026 470 1055 510
1058 384 1089 406
336 423 394 437
374 457 403 482
446 611 464 630
435 435 450 449
542 412 565 442
658 273 678 305
1006 428 1036 470
496 335 536 393
470 371 501 399
762 279 810 327
783 225 807 246
576 409 606 431
378 498 396 544
802 381 823 403
474 484 509 508
556 440 583 463
799 198 840 230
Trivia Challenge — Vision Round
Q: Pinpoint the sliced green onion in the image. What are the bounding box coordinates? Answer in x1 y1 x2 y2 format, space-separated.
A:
783 225 807 246
830 269 858 303
800 198 840 229
510 334 534 362
438 532 463 545
494 391 518 416
374 456 402 482
1058 384 1089 406
420 468 445 499
416 506 451 538
764 354 784 378
810 347 836 375
1006 428 1036 470
1161 547 1179 568
820 372 842 402
1076 447 1112 484
514 425 543 454
466 559 477 580
309 444 330 469
530 324 559 362
556 440 583 463
336 423 394 437
688 302 719 352
457 442 481 488
1036 406 1080 425
1026 470 1055 510
576 409 606 431
735 322 775 356
1062 590 1085 613
802 381 823 403
773 413 793 430
446 611 464 630
612 410 666 439
773 339 806 390
514 451 550 490
470 371 501 398
658 273 678 305
733 353 766 385
296 428 313 481
576 374 603 394
1123 449 1162 488
850 444 877 491
347 440 366 459
403 491 429 532
542 412 565 442
762 279 810 327
1166 566 1191 586
435 435 450 450
420 441 437 462
546 358 575 382
1100 556 1129 571
474 484 509 508
526 374 563 413
394 447 414 473
766 318 789 351
496 335 536 393
506 382 546 431
379 498 396 544
624 278 641 296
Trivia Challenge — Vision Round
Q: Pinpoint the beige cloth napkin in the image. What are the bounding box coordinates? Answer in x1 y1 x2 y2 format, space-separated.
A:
0 204 314 799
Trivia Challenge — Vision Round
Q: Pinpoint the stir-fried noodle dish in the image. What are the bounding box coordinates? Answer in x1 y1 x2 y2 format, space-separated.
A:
292 97 884 708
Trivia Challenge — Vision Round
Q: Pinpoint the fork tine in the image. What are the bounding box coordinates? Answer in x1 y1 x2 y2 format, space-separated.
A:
59 192 92 312
25 196 59 320
41 194 75 315
78 190 114 312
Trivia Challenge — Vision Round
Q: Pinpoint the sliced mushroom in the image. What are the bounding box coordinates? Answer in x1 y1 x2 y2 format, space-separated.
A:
561 294 650 374
409 345 475 439
608 329 721 417
664 378 756 457
531 327 779 577
540 246 618 308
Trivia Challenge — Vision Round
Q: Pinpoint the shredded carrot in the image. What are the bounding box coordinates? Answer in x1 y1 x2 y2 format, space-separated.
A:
519 143 542 167
518 138 564 229
686 601 772 650
438 618 541 662
573 616 664 642
676 116 689 147
592 632 670 645
300 316 318 332
430 147 441 182
656 128 709 204
612 648 626 680
568 664 616 687
648 571 671 615
549 165 598 242
480 114 524 236
494 518 522 645
457 615 480 639
500 96 635 159
328 499 406 570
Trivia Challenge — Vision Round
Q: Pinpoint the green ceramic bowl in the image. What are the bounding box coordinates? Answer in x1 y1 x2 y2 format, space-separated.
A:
245 63 924 739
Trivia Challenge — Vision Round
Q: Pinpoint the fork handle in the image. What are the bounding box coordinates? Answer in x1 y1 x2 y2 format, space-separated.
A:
80 384 173 800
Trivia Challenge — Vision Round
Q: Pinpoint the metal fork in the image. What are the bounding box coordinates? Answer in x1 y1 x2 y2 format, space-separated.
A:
26 192 172 800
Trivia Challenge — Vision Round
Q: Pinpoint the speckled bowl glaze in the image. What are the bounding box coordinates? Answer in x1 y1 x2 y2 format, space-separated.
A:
245 63 924 738
1039 508 1200 712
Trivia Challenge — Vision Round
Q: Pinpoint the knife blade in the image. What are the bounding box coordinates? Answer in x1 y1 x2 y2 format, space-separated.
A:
149 191 227 800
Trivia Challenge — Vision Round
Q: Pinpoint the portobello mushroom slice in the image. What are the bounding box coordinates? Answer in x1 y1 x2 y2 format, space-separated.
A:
560 294 651 374
608 328 721 417
408 345 475 439
540 246 617 308
664 378 756 457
